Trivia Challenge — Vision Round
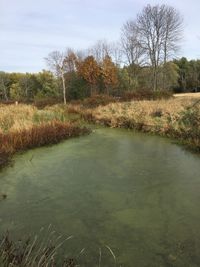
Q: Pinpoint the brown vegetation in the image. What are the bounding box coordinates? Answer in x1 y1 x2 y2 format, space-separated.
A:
68 97 200 151
0 104 90 169
70 91 173 109
0 232 76 267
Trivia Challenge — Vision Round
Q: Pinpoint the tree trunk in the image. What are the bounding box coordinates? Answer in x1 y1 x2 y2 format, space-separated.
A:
162 64 167 91
61 72 67 104
153 66 158 91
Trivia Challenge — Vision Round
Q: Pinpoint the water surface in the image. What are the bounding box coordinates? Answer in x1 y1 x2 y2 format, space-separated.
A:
0 128 200 266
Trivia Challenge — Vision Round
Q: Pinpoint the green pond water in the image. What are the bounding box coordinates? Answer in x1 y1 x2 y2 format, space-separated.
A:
0 127 200 266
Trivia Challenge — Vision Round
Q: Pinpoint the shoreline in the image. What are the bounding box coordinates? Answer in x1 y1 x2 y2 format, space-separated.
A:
0 123 90 170
67 98 200 153
0 104 91 170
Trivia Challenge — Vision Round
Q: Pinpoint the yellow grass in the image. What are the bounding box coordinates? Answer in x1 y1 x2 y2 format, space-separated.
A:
174 92 200 98
82 98 194 128
0 104 66 133
70 97 200 151
0 104 89 168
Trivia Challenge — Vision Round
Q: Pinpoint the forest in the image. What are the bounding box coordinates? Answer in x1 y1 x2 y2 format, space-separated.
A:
1 57 200 103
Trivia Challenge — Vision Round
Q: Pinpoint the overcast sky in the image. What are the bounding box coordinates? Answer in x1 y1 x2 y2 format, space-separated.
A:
1 0 200 72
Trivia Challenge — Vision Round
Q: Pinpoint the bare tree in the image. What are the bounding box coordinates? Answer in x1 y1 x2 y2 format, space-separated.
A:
121 20 145 89
45 51 67 104
121 20 144 66
88 39 122 67
162 6 183 63
136 4 183 90
45 49 77 104
88 39 111 63
109 41 123 66
137 5 166 91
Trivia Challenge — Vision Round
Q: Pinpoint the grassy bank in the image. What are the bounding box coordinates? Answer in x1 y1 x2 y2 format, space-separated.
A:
68 96 200 152
0 104 90 169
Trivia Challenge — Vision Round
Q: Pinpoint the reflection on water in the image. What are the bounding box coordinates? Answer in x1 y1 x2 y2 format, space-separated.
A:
0 128 200 266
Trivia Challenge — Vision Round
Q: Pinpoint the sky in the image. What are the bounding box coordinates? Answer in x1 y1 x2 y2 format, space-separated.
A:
1 0 200 72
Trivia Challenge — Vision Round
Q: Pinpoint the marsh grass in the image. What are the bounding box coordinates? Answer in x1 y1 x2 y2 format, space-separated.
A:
0 229 119 267
0 104 90 169
68 97 200 151
0 227 75 267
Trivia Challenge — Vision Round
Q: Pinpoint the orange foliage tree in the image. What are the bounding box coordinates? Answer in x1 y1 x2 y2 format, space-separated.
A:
76 56 101 96
101 55 119 95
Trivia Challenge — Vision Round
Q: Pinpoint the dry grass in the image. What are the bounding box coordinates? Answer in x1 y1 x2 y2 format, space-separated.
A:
0 104 90 169
174 92 200 98
89 98 192 127
0 229 75 267
0 230 118 267
69 97 200 151
0 104 68 133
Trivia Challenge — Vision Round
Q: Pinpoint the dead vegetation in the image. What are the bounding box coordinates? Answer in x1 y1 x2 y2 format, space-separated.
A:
67 97 200 151
0 104 90 169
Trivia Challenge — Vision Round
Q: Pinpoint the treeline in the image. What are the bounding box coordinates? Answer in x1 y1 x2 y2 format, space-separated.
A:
0 4 199 103
1 57 199 102
0 70 59 101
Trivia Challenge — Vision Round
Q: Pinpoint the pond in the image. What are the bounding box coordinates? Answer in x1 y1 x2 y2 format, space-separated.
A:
0 127 200 266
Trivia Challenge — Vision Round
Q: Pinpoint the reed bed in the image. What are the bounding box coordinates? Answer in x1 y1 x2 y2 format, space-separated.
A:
0 229 118 267
68 97 200 151
0 104 90 169
0 229 75 267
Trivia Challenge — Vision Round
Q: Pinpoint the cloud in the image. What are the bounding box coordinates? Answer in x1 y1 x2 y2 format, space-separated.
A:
1 0 200 72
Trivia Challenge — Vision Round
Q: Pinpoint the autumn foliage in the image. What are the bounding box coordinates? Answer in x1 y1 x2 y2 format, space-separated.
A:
76 55 119 96
101 55 119 94
76 56 101 96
